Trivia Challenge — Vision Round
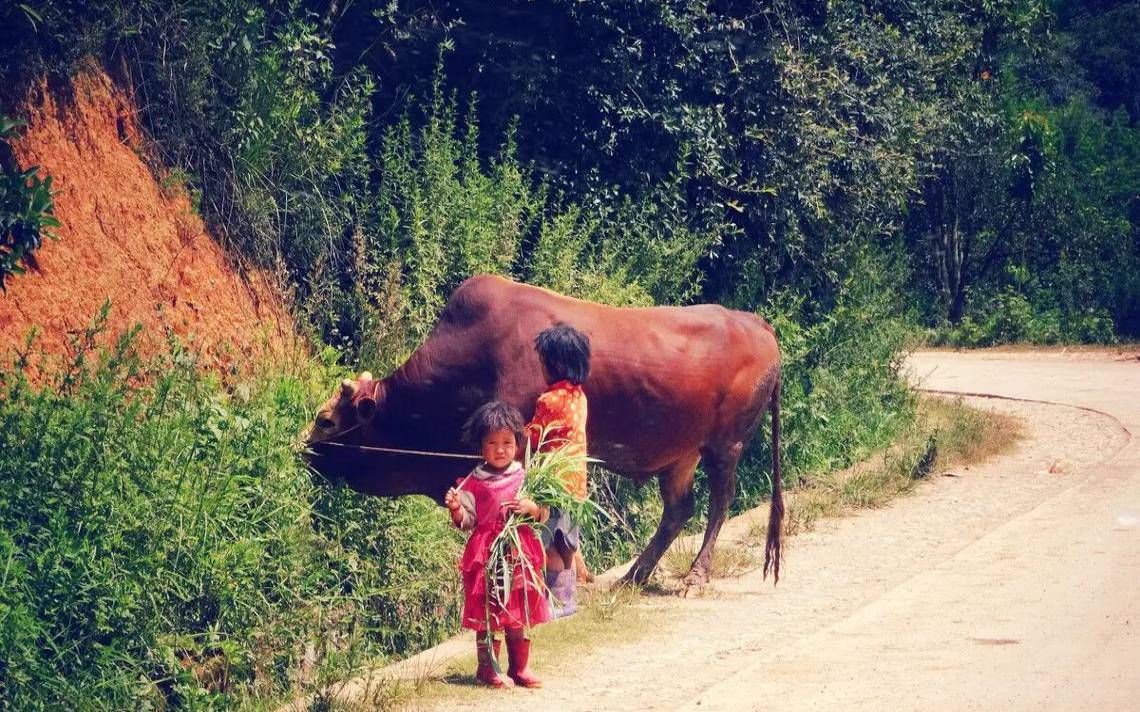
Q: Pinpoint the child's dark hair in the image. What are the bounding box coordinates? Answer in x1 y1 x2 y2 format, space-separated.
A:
534 323 591 385
462 401 525 450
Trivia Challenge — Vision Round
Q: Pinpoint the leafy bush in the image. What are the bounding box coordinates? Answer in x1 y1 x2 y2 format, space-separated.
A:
0 311 462 709
345 63 709 372
0 117 59 289
931 284 1119 347
746 249 918 495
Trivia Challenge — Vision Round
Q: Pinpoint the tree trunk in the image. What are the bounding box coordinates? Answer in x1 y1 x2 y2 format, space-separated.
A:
928 163 969 325
949 276 967 324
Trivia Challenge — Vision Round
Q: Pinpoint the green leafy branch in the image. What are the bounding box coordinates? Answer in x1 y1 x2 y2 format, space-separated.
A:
1 116 60 290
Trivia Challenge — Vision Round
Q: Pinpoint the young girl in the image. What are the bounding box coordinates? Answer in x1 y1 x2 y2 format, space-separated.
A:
526 323 592 618
445 401 548 688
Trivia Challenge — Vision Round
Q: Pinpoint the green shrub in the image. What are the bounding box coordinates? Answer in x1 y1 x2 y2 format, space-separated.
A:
0 312 461 710
0 117 60 290
755 249 918 490
933 287 1118 347
349 63 708 370
986 290 1036 343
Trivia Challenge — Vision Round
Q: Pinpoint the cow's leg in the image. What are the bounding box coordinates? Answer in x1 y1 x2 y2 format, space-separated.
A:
681 442 744 594
621 454 700 586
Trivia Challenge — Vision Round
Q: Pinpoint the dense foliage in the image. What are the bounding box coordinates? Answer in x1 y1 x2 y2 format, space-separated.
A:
0 311 463 709
3 0 1134 344
0 0 1136 708
908 1 1140 343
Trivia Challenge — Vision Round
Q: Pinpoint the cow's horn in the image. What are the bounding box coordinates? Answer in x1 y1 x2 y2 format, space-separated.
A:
340 378 358 398
360 371 373 381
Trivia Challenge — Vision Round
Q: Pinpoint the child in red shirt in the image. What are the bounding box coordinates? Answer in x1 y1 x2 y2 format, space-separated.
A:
446 402 549 688
526 323 592 618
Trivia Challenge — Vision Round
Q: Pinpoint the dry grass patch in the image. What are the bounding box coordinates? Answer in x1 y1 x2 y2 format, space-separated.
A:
342 585 663 709
922 396 1022 466
659 537 759 582
780 396 1022 536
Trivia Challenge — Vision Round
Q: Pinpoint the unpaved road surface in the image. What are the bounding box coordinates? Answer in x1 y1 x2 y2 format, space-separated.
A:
425 350 1139 712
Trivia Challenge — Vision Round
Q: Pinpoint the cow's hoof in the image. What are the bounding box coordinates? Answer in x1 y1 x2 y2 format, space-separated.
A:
679 570 709 598
616 571 646 589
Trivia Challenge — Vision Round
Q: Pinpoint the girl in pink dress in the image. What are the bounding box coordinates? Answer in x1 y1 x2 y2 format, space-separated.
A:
445 401 549 688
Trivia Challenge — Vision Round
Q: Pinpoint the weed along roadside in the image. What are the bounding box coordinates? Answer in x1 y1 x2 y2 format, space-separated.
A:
277 395 1018 711
0 332 464 709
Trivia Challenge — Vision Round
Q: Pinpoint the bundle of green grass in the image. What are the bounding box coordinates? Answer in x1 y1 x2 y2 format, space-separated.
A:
481 428 601 629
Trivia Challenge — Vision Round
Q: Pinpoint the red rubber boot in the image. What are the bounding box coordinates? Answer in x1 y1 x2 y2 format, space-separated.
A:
505 628 542 688
475 636 507 688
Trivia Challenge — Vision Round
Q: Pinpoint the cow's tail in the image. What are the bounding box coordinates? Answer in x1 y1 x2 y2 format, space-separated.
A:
763 372 784 583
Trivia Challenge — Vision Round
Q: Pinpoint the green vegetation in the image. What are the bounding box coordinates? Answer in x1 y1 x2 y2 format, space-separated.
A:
0 311 463 709
341 71 709 368
0 116 59 289
908 2 1140 342
5 1 1134 347
0 0 1135 708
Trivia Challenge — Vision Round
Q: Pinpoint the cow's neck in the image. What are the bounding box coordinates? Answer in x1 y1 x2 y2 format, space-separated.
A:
380 336 495 453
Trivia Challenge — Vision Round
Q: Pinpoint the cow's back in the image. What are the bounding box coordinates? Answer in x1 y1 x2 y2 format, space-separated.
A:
444 275 779 476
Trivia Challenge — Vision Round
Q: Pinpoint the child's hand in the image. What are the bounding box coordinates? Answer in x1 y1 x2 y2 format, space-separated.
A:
444 488 462 511
503 497 540 519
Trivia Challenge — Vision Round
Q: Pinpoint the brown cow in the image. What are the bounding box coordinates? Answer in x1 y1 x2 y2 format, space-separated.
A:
305 274 783 588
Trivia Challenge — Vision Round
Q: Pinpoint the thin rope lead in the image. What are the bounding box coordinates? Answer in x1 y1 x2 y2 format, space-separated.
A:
313 440 482 460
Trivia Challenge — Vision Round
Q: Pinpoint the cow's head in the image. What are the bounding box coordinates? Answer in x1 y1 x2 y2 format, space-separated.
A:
303 372 461 502
308 371 381 444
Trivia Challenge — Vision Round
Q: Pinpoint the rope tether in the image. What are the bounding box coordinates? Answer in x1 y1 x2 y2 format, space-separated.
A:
312 440 482 461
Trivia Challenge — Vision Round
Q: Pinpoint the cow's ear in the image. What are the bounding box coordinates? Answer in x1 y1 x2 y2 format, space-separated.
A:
355 395 377 422
355 380 382 422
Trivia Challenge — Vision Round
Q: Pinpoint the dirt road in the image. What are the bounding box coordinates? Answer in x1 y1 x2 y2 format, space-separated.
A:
427 350 1139 711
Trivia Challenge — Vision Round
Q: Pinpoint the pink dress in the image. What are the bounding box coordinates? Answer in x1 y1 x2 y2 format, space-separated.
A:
456 462 550 631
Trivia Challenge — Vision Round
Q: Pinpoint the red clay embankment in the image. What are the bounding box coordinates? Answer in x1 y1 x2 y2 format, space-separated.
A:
1 65 298 372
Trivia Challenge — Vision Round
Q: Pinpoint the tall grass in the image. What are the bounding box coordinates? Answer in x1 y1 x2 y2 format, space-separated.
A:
350 62 713 373
0 312 461 710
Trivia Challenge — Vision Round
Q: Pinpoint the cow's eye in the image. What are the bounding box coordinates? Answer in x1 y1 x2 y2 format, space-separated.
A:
316 416 336 430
